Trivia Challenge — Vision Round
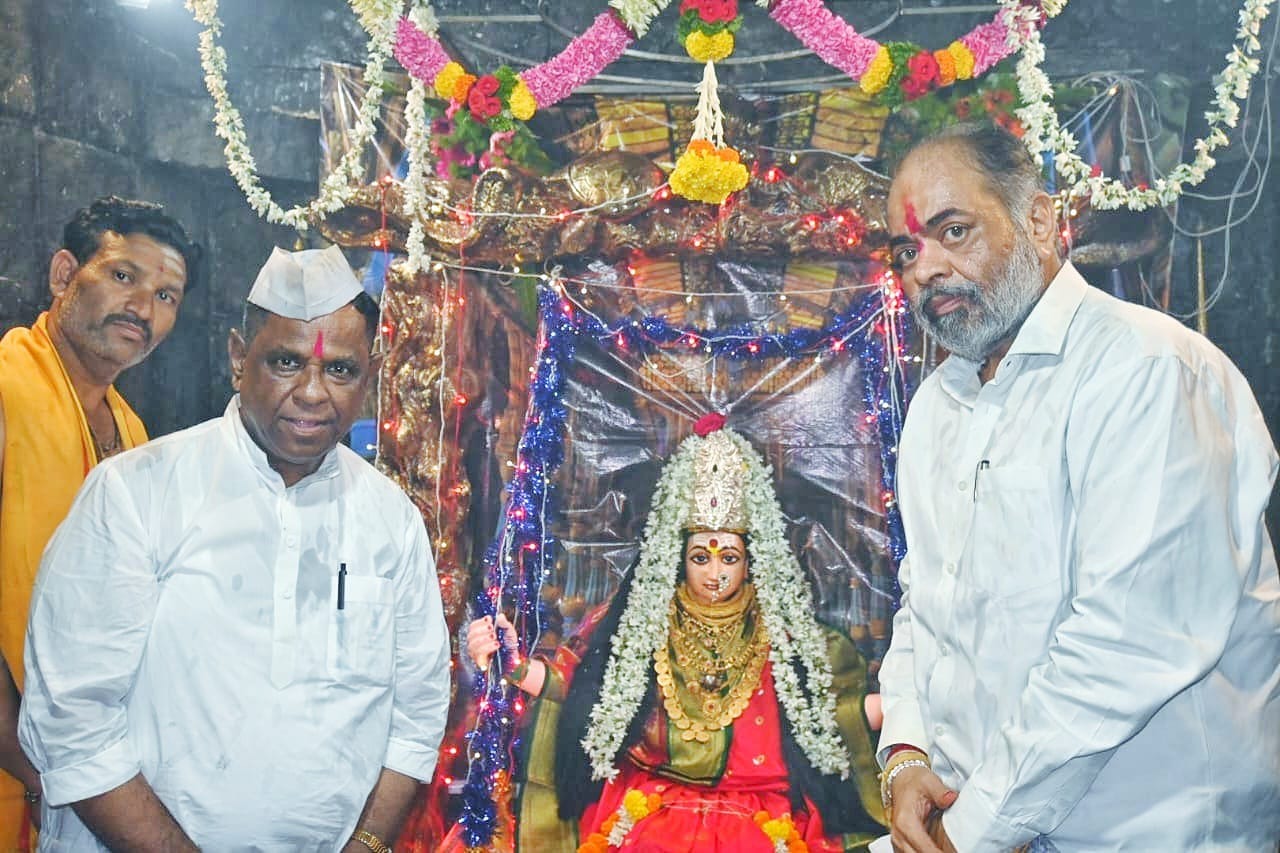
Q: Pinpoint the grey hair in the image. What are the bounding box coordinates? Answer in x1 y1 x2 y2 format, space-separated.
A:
905 122 1047 222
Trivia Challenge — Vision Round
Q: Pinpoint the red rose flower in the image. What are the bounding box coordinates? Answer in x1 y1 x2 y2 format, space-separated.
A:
694 412 727 437
475 74 500 97
907 51 940 86
680 0 700 13
696 0 737 24
901 75 931 101
467 88 502 120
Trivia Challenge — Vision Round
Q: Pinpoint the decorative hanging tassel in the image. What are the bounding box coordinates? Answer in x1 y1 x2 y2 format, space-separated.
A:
670 0 748 205
670 61 749 205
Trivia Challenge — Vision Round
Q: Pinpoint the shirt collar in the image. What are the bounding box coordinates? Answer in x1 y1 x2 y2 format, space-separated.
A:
221 396 342 489
1005 261 1088 358
934 261 1088 402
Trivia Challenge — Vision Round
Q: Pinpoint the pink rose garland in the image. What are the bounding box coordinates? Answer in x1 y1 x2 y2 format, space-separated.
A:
959 13 1017 76
394 17 451 82
520 10 635 108
769 0 880 78
395 10 635 116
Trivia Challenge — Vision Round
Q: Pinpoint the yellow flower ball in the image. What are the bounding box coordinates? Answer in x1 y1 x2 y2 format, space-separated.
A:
670 146 749 205
685 29 735 63
947 41 975 80
622 788 650 820
509 79 537 121
433 61 466 101
859 45 893 95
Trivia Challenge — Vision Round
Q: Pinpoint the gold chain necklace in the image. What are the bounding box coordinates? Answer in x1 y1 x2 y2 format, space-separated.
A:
654 583 770 743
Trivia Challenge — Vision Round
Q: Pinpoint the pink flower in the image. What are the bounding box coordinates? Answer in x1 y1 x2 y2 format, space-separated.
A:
474 75 500 97
960 19 1013 76
522 11 634 108
771 0 879 78
394 17 451 83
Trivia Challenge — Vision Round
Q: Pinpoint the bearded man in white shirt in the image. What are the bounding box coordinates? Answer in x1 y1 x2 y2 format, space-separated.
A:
19 246 452 852
876 123 1280 853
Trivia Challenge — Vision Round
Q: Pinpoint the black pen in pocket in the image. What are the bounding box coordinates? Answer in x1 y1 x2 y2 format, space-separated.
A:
337 563 347 610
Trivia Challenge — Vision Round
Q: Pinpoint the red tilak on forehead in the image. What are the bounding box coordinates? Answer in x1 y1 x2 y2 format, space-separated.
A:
312 331 325 359
904 202 922 235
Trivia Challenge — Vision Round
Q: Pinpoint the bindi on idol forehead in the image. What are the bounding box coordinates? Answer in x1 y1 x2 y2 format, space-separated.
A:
904 201 923 235
312 331 325 360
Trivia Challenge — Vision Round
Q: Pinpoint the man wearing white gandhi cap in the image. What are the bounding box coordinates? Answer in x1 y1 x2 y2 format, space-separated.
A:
20 246 451 851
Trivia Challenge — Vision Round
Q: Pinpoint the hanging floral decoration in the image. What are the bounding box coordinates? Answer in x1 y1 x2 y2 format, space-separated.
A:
669 60 751 204
1010 0 1275 210
678 0 743 62
763 0 1065 106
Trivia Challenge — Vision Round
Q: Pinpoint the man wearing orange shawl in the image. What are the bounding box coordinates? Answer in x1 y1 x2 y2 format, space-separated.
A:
0 196 199 847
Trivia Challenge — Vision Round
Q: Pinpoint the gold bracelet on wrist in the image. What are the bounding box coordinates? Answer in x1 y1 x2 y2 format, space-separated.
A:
351 829 391 853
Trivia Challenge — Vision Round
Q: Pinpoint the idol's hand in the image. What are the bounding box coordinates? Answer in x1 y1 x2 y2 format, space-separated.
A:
889 764 958 853
466 613 519 669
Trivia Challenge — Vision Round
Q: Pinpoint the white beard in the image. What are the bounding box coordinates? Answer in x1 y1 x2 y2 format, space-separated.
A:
912 233 1045 362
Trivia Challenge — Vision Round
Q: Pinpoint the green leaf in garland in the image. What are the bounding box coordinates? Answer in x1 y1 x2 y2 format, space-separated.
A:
494 65 519 101
876 41 924 110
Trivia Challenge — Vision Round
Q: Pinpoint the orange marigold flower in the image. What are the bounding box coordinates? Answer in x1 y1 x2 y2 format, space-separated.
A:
934 48 957 86
451 72 477 103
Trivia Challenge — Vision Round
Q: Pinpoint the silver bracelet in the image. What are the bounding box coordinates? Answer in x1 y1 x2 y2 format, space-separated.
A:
881 758 930 809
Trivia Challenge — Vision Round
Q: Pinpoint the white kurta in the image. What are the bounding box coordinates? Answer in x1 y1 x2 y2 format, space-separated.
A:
879 263 1280 852
20 399 452 850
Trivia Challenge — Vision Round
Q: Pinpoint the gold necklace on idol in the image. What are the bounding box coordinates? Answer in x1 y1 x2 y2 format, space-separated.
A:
654 582 770 743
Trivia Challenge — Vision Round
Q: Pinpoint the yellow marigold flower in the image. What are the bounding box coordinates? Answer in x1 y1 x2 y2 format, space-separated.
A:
859 46 894 95
761 816 791 841
622 788 650 820
433 61 466 101
947 41 975 80
510 79 537 121
685 30 735 63
670 146 749 205
934 48 957 87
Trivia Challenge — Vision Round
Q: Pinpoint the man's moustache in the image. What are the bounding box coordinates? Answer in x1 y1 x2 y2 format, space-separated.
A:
920 282 982 318
104 313 152 344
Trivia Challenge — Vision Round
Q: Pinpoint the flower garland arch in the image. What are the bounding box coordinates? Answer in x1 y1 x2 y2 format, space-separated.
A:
393 0 1066 125
1010 0 1275 210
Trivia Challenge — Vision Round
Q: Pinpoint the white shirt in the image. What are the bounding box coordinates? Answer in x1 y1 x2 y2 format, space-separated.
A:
879 263 1280 852
20 399 452 851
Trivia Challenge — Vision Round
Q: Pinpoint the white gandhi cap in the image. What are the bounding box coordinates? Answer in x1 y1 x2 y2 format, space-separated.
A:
246 245 364 321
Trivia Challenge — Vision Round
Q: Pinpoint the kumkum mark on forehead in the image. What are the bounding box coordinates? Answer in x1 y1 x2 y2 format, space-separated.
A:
313 331 325 360
904 201 923 235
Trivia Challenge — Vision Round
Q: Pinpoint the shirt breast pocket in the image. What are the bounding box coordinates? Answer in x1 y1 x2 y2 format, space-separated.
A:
327 575 395 686
969 464 1063 604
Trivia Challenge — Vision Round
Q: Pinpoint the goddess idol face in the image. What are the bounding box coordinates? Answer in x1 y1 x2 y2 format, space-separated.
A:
683 531 748 607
